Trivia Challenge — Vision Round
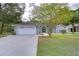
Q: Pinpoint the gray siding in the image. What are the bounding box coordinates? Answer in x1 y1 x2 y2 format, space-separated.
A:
36 26 42 35
76 26 79 32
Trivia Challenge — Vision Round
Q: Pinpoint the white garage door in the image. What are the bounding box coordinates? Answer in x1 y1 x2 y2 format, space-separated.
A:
16 26 36 35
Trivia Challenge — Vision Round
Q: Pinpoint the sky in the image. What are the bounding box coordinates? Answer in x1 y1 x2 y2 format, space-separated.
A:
22 3 39 22
69 3 79 10
22 3 79 22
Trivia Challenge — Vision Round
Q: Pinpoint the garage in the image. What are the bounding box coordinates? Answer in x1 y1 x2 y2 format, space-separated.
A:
14 24 36 35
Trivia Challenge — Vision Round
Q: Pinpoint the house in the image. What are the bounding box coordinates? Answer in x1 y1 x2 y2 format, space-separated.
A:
66 24 79 32
14 22 79 35
54 24 79 33
14 22 36 35
14 22 49 35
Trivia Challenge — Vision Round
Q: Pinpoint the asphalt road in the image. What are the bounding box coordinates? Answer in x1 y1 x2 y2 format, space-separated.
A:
0 35 38 56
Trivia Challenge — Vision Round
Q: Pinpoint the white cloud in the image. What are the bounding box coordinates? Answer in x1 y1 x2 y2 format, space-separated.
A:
22 3 31 22
22 3 40 22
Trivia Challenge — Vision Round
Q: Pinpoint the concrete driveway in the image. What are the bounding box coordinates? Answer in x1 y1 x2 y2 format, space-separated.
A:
0 35 38 56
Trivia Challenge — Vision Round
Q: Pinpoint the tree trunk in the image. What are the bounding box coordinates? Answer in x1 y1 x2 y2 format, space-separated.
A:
72 23 75 34
48 28 52 37
48 19 52 37
0 22 4 34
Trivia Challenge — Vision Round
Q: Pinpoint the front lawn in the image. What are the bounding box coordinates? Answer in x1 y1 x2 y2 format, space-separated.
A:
37 33 79 56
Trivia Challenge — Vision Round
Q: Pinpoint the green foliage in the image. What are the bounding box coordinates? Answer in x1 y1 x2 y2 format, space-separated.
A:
0 3 25 34
0 3 25 24
70 8 79 24
69 8 79 33
32 3 73 24
31 3 73 36
61 29 66 34
12 32 16 35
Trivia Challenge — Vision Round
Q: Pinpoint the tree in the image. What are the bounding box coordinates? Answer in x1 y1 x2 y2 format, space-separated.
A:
69 8 79 33
0 3 25 34
31 3 73 37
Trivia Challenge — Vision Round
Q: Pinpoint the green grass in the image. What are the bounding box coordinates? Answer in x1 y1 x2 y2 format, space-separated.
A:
37 33 79 56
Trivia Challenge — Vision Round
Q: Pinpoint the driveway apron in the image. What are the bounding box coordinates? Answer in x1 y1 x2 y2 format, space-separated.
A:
0 35 38 56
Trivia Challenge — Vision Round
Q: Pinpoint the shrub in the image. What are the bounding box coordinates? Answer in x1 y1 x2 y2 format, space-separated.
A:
61 29 66 34
12 32 16 35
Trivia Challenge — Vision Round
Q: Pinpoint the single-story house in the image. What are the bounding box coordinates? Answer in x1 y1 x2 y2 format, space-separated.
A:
66 24 79 32
53 24 79 33
14 22 49 35
13 22 79 35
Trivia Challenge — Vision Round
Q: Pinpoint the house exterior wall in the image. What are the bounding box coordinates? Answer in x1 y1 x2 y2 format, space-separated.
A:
76 26 79 32
36 26 42 35
14 23 79 35
36 24 79 34
66 25 72 32
66 26 71 32
66 24 79 32
14 25 36 35
36 25 49 35
52 25 65 33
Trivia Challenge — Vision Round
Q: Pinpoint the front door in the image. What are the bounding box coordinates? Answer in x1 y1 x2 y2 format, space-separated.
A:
42 26 46 33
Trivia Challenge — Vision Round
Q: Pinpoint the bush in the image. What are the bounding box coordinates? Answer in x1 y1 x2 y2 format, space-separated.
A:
12 32 16 35
61 29 66 34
